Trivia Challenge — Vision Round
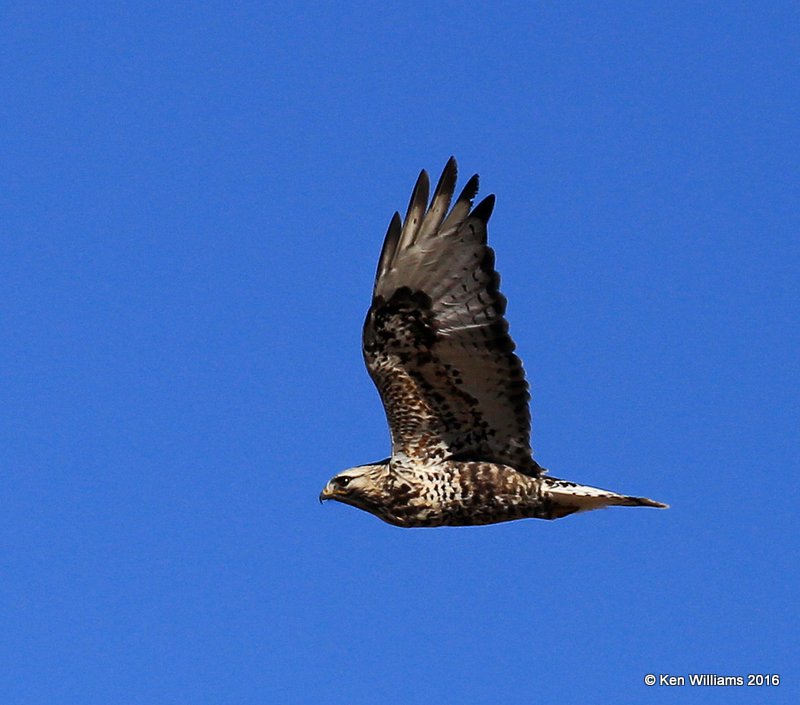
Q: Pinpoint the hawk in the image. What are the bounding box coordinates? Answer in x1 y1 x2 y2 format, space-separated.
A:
320 158 667 527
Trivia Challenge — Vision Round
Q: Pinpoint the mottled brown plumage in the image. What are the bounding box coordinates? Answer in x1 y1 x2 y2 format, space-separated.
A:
320 159 667 527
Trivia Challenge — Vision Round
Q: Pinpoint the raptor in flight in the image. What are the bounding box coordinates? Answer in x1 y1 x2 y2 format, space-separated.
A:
320 158 667 527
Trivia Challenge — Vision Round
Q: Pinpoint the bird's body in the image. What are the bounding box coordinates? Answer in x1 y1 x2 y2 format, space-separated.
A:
325 459 545 528
320 159 667 526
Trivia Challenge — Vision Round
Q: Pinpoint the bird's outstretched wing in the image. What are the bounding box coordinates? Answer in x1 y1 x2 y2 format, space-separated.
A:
363 158 541 475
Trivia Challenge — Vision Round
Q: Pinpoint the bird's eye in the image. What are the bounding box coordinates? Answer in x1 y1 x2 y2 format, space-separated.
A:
333 476 351 488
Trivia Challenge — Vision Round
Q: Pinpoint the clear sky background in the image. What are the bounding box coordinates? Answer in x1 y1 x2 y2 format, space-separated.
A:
2 2 798 704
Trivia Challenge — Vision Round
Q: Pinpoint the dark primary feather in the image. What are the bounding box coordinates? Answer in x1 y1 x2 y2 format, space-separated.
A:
363 158 540 475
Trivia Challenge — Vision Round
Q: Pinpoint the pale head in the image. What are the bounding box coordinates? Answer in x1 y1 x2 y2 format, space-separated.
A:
319 461 390 513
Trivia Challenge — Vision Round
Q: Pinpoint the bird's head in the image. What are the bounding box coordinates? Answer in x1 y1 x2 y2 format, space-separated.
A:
319 462 390 512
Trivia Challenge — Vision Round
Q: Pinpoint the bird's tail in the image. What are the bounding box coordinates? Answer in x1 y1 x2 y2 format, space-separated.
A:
542 477 668 519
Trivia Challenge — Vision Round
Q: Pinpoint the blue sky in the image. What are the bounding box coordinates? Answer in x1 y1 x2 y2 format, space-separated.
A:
2 2 798 703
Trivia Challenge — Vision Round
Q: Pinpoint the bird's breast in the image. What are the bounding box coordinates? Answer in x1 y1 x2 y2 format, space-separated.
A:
377 460 542 527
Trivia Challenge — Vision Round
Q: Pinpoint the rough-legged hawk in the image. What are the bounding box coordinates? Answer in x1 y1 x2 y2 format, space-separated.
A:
320 158 667 527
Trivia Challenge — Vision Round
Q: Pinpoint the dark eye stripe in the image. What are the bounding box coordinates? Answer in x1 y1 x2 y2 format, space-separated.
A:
334 476 351 487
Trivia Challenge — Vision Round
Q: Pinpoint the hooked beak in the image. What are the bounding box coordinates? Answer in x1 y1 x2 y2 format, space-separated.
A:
319 486 334 504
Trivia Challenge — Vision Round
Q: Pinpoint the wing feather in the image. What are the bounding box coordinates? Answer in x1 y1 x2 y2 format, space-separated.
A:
363 159 541 475
401 169 430 248
374 212 402 286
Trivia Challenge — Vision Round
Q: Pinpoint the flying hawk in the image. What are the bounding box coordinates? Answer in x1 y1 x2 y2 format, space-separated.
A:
320 158 667 527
